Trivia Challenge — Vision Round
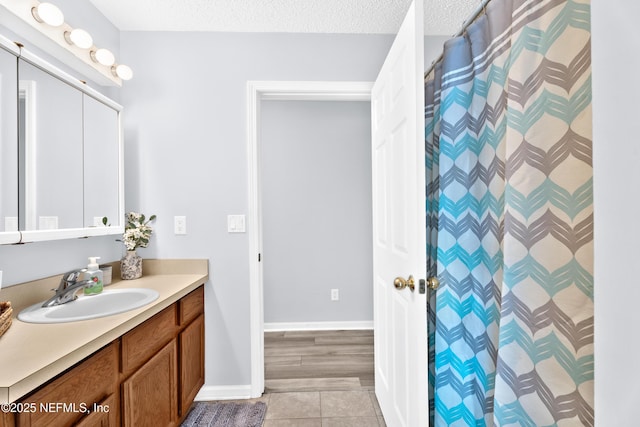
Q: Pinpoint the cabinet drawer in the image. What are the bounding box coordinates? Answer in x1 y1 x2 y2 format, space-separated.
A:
17 342 118 427
179 286 204 326
121 304 177 377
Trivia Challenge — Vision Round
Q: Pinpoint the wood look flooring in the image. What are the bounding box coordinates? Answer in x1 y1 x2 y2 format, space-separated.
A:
259 329 386 426
264 329 375 393
191 330 383 426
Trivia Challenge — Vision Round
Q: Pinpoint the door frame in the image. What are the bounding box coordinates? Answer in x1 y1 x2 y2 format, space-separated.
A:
246 80 374 397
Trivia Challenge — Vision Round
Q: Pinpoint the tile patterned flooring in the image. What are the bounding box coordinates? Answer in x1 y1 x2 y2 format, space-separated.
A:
202 330 385 426
259 330 386 426
241 389 386 426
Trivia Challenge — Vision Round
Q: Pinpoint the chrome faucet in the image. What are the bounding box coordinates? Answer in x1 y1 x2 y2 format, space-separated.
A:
42 270 92 307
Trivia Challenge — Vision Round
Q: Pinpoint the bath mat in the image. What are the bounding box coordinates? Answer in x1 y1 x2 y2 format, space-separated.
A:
181 401 267 427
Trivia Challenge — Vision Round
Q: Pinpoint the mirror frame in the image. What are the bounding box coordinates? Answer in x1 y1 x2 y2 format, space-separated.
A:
0 35 124 245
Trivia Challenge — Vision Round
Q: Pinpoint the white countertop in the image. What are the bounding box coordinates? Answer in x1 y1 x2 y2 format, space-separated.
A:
0 259 209 403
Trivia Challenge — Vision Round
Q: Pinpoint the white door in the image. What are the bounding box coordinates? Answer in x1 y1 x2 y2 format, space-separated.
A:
371 1 427 426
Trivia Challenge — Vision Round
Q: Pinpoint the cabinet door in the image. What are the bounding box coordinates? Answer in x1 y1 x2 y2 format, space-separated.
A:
180 314 204 416
75 394 118 427
0 410 15 427
122 340 178 427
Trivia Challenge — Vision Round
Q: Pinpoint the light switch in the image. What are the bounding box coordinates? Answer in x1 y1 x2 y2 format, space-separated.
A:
227 215 246 233
174 216 187 235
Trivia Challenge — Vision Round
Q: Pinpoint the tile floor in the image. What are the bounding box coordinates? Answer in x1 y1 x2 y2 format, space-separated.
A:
241 390 386 426
210 331 386 426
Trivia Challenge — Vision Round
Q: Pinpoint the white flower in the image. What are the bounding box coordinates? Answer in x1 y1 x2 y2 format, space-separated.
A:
122 212 156 251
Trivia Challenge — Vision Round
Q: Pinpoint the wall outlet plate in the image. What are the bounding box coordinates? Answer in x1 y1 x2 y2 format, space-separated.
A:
174 216 187 235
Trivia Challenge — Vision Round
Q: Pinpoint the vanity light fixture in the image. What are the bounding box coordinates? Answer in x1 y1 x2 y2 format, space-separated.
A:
20 0 133 83
90 48 115 66
112 64 133 81
31 2 64 27
64 28 93 49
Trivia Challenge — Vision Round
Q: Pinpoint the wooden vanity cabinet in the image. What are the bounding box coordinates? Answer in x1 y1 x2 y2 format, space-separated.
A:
15 342 119 427
5 285 205 427
178 287 205 417
120 285 204 425
120 305 179 427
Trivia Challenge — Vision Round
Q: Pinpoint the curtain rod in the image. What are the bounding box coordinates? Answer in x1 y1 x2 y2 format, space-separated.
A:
424 0 492 80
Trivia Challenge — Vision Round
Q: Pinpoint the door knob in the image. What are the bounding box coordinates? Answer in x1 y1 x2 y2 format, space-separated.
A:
393 275 415 292
427 276 439 290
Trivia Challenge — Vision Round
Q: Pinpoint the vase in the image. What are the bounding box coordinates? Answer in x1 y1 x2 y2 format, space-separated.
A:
121 250 142 280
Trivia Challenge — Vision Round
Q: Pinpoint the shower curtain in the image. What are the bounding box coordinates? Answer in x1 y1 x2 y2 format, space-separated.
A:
425 0 593 425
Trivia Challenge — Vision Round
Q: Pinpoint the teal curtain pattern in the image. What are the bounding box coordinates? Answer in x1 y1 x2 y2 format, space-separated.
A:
424 0 593 425
425 63 442 425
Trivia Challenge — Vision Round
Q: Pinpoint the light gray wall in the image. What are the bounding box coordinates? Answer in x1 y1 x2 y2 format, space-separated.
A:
118 30 400 388
424 35 448 70
592 1 640 424
260 100 373 324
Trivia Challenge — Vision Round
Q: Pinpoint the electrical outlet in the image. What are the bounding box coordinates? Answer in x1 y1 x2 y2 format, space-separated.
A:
174 216 187 235
331 289 339 301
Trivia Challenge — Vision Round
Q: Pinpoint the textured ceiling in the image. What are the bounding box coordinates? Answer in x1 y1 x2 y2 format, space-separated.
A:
88 0 479 35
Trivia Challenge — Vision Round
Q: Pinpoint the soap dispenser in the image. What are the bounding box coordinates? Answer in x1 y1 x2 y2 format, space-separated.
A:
84 257 104 296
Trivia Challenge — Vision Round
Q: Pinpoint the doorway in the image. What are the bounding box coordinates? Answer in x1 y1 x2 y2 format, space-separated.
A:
246 81 373 397
260 99 373 328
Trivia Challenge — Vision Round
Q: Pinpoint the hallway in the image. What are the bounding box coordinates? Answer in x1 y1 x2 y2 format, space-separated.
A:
261 330 385 426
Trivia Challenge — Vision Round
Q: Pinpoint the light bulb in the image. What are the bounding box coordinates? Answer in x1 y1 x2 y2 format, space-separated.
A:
31 3 64 27
112 64 133 81
90 48 115 66
64 29 93 49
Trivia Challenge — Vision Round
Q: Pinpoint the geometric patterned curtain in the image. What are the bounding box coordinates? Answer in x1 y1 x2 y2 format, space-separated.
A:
425 0 594 425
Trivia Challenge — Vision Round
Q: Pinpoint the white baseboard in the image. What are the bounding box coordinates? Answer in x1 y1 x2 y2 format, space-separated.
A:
196 321 374 401
264 320 373 332
195 385 254 401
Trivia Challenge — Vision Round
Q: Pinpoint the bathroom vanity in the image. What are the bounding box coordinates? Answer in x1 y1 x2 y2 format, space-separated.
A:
0 259 208 427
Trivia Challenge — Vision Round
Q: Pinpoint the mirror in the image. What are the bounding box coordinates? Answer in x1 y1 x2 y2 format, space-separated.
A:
0 39 123 244
0 46 18 233
19 58 84 231
83 95 120 227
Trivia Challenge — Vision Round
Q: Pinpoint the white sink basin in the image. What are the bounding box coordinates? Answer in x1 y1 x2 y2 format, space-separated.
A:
18 288 160 324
